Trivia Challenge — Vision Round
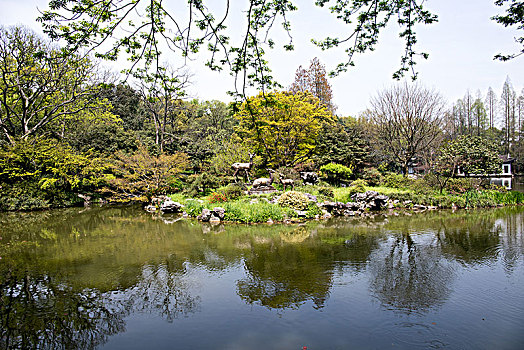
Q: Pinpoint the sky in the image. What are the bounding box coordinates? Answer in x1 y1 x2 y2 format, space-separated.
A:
0 0 523 118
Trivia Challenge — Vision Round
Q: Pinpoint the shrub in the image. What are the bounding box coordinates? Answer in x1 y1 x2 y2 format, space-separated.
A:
381 172 411 189
305 202 323 218
360 167 383 186
319 163 353 186
445 178 479 195
219 183 244 200
222 201 294 223
183 172 220 197
208 192 228 203
337 179 368 202
277 191 310 211
184 199 205 216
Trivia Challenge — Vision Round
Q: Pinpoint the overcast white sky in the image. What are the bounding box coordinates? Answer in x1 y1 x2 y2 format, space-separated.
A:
0 0 522 118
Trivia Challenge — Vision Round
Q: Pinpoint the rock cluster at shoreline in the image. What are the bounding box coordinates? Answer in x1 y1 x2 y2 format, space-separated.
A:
148 190 427 223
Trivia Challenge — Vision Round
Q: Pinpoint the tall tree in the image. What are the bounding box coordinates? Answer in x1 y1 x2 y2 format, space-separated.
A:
500 77 516 153
137 66 191 152
369 83 445 175
472 90 487 135
0 26 103 144
485 87 498 130
290 58 336 114
38 0 523 92
434 135 501 193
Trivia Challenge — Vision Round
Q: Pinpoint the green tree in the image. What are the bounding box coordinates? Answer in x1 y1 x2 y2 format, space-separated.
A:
105 144 189 202
313 117 369 170
0 26 103 144
434 135 501 193
0 137 109 210
234 91 334 168
38 0 523 90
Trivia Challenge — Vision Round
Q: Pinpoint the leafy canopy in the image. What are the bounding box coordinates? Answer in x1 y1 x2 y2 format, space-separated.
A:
234 91 334 168
38 0 443 92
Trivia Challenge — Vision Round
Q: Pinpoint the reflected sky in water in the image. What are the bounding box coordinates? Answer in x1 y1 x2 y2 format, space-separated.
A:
1 206 523 349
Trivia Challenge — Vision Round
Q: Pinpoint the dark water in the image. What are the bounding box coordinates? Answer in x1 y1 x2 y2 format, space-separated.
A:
1 206 523 350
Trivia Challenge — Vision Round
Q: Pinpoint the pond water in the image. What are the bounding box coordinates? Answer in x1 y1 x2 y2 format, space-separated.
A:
1 206 524 350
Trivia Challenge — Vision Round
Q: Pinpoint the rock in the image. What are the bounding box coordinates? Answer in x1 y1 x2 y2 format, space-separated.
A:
151 195 169 206
322 212 332 219
197 208 212 222
267 218 274 224
144 204 157 213
212 207 226 220
428 206 437 210
248 185 277 195
250 198 259 204
413 204 427 211
300 172 319 185
403 200 413 206
209 215 221 224
160 200 184 213
182 211 189 218
77 193 92 207
351 191 389 211
295 210 308 218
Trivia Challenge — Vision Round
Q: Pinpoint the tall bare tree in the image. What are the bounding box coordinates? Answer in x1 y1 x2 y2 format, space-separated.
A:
369 83 445 174
485 87 497 130
500 77 516 153
137 66 191 152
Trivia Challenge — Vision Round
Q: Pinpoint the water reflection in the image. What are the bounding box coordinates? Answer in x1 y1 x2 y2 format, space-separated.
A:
1 206 523 348
369 233 454 314
0 266 126 349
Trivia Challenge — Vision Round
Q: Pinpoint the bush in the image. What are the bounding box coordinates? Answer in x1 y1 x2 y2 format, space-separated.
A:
445 178 480 195
219 183 244 200
359 167 383 186
319 163 353 186
208 192 228 203
277 191 310 211
305 202 323 218
183 172 220 197
222 201 295 223
184 199 205 216
381 172 411 189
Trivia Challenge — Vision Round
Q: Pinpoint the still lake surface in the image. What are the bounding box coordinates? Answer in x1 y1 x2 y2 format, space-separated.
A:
1 205 523 349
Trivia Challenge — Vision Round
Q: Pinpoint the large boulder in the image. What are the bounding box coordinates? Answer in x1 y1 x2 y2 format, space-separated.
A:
351 191 389 211
197 208 212 222
212 207 226 220
160 199 184 213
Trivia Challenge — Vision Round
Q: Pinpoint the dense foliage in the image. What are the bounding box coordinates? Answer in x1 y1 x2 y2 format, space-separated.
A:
234 91 334 168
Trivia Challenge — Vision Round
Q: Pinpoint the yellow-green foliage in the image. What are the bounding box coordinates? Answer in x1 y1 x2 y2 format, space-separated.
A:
277 191 310 211
106 144 189 202
319 163 353 185
234 91 334 168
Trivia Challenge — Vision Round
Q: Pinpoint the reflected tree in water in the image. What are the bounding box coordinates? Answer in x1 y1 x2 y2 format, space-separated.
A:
237 226 378 310
0 267 126 349
369 233 454 314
